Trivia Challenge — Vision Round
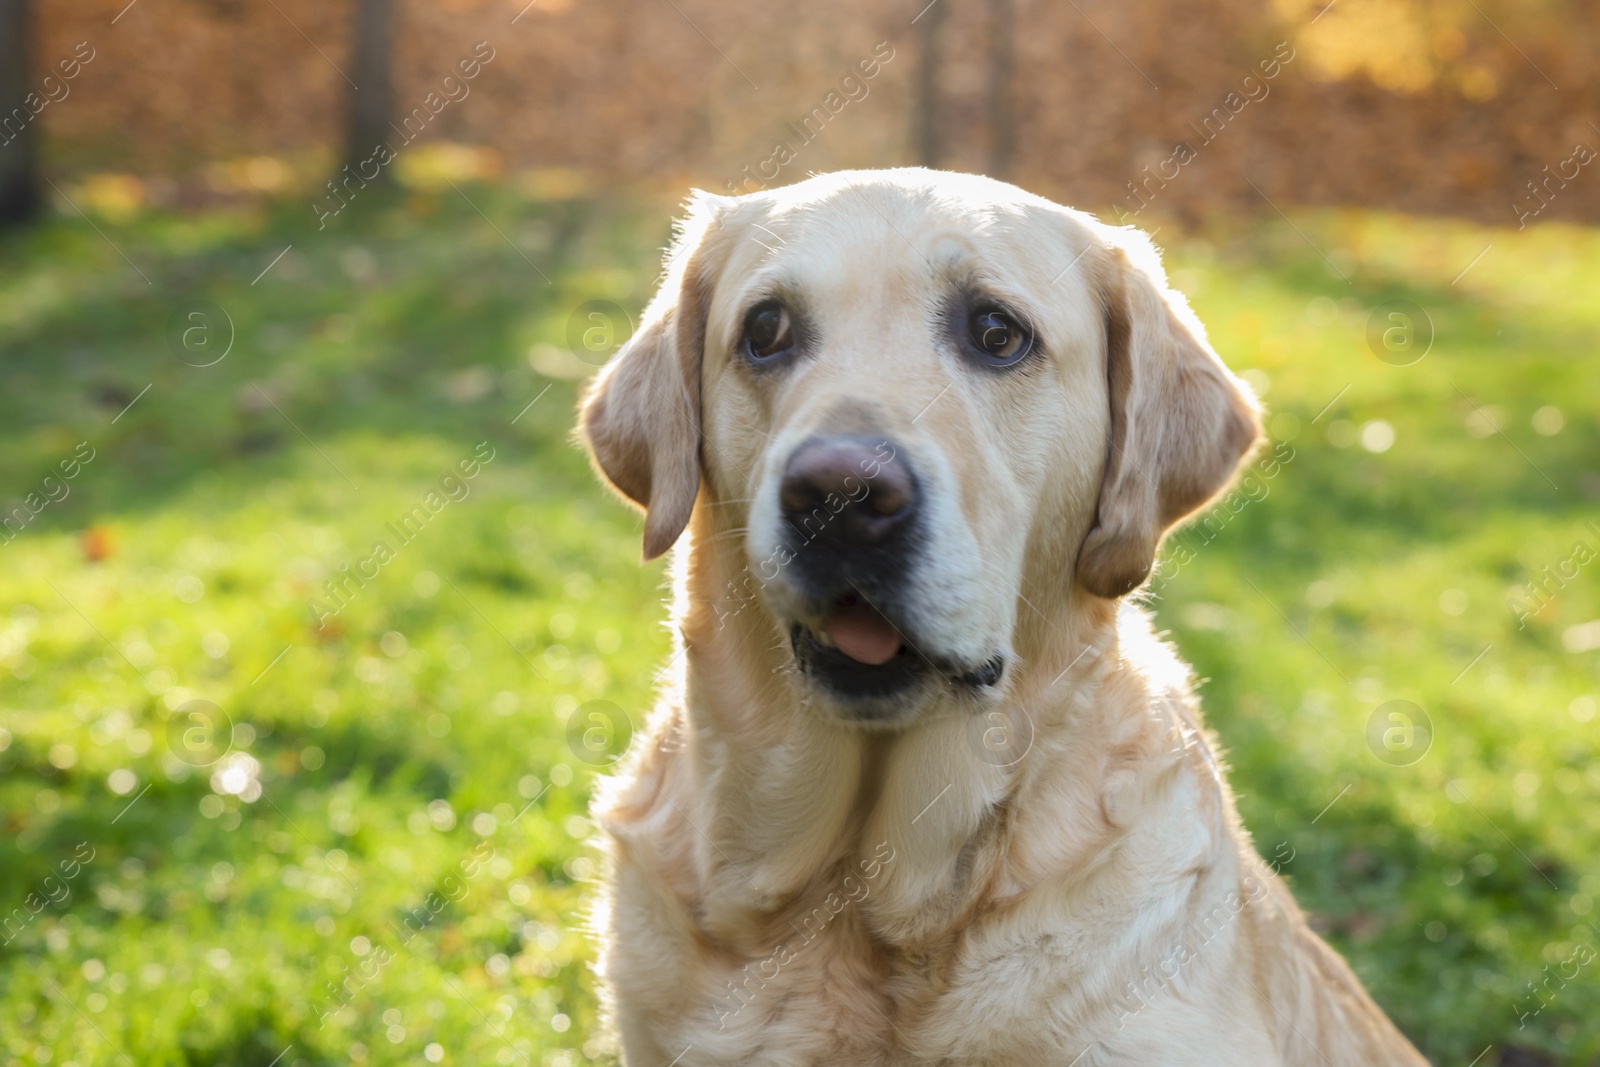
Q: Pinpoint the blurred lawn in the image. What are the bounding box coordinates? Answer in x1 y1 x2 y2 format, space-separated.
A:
0 179 1596 1067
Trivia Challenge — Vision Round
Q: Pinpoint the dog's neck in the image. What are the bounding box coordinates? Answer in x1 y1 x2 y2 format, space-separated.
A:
629 505 1227 956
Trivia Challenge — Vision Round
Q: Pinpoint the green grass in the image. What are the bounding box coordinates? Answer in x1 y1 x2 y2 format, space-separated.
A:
0 180 1596 1066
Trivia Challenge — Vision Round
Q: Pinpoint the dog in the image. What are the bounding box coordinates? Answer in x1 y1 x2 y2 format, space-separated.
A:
578 168 1428 1066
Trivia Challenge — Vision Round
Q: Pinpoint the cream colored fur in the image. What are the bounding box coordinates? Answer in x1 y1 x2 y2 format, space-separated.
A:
578 169 1429 1066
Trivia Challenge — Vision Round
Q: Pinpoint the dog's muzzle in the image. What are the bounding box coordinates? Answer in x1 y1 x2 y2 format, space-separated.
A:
773 435 1004 715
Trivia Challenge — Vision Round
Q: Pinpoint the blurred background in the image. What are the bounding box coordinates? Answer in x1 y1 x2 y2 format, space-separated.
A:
0 0 1597 1064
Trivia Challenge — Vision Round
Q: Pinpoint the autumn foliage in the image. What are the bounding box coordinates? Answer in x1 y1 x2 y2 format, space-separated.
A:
27 0 1600 224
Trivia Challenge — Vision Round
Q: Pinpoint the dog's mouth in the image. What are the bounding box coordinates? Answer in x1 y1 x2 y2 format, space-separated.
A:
789 593 1005 716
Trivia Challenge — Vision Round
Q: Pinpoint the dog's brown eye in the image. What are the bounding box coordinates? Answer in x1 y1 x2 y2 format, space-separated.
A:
744 303 794 361
969 308 1032 367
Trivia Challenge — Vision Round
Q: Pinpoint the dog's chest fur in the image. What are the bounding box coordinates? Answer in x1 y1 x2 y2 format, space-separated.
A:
592 623 1261 1066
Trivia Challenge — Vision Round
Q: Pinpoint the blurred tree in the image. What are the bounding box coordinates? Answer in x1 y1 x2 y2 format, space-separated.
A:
915 0 947 167
344 0 395 182
987 0 1015 178
0 0 41 226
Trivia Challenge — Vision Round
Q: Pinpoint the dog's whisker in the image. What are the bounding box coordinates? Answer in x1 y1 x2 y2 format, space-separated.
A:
703 525 752 545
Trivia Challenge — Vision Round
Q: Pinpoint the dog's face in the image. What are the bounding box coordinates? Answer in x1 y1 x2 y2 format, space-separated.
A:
582 170 1258 725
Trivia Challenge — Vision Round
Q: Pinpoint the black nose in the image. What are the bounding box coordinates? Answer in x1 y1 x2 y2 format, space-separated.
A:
779 436 917 548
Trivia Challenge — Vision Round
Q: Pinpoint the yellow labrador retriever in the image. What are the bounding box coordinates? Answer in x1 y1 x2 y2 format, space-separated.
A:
579 169 1427 1066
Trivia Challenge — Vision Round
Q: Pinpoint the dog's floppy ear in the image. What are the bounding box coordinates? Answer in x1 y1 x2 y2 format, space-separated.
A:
579 196 725 560
1076 233 1261 598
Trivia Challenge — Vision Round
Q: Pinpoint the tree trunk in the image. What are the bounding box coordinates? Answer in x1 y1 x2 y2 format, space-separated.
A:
914 0 948 168
344 0 396 180
987 0 1015 179
0 0 41 226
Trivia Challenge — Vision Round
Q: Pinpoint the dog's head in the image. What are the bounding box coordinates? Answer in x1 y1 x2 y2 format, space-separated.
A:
580 169 1258 726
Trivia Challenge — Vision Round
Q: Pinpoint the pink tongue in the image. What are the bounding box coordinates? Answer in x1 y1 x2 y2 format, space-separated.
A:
824 600 902 666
